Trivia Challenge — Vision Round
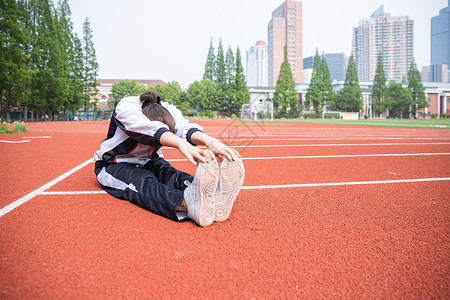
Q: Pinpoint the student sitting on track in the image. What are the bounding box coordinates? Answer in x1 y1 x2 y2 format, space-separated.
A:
94 91 245 227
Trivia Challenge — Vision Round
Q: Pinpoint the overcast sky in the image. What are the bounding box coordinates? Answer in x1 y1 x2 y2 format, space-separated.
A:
69 0 448 89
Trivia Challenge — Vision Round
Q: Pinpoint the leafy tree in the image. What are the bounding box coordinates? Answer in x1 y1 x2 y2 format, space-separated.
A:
233 46 249 115
305 49 322 113
186 79 219 116
203 38 215 81
371 53 387 116
273 44 298 117
407 60 427 118
335 55 362 112
155 81 187 112
66 33 85 115
81 17 99 120
0 0 32 121
222 46 236 114
110 80 146 107
385 81 412 119
320 55 334 111
29 0 68 120
215 38 226 87
56 0 79 119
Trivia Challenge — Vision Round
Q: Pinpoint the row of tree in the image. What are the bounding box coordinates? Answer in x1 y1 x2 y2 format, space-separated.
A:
302 49 426 118
0 0 98 121
201 38 249 116
372 54 427 118
107 38 251 118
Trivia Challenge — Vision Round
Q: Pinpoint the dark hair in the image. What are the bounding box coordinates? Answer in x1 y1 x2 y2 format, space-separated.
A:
142 103 176 133
140 91 160 105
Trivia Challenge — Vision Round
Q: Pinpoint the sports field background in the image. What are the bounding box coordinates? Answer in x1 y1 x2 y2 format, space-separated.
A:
0 119 449 298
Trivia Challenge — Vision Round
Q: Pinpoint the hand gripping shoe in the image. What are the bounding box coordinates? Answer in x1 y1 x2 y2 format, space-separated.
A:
184 160 220 227
214 157 245 222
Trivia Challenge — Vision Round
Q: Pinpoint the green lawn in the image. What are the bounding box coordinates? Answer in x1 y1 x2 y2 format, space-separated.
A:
274 118 450 129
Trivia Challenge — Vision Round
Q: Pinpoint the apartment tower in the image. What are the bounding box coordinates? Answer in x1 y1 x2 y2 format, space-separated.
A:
246 41 269 87
352 5 414 82
268 0 303 86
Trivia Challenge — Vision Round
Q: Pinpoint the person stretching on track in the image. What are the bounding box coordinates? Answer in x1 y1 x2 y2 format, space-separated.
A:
94 91 245 227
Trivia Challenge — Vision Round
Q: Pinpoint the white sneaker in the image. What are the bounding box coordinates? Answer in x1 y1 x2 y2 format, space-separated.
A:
214 157 245 222
184 160 219 227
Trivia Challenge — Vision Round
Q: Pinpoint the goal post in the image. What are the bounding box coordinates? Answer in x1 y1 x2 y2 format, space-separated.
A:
322 111 360 120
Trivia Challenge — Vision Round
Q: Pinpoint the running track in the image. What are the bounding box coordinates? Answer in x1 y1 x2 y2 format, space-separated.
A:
0 120 449 298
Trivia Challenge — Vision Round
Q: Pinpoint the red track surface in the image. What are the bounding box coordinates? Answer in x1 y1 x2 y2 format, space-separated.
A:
1 120 449 298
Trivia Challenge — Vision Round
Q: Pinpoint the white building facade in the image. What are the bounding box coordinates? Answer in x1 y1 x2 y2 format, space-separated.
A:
246 41 269 87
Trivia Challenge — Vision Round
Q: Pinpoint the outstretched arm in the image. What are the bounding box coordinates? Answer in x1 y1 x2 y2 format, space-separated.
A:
190 131 240 161
160 131 215 165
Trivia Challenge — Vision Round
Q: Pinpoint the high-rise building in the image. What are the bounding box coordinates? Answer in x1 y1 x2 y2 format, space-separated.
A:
352 5 414 82
303 53 348 82
431 2 450 65
268 0 303 86
246 41 268 87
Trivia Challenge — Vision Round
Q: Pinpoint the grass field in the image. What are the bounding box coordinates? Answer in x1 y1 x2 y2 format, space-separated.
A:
262 118 450 129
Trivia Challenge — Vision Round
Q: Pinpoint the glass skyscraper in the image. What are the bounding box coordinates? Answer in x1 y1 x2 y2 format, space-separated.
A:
431 2 450 66
303 53 348 82
352 5 414 82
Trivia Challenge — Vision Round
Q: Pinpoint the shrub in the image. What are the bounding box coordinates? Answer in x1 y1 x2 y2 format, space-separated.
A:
12 121 26 132
200 110 215 118
441 113 448 119
258 110 266 120
302 112 320 119
0 120 26 134
0 121 8 134
431 113 437 119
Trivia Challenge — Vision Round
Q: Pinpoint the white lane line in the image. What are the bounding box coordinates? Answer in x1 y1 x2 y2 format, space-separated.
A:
241 177 450 189
218 137 450 142
0 140 30 143
0 157 93 218
41 191 106 195
22 136 52 139
165 153 450 162
34 177 450 195
223 142 450 148
160 142 450 150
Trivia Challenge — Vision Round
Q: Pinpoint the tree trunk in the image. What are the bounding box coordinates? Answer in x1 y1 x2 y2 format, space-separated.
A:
24 105 28 122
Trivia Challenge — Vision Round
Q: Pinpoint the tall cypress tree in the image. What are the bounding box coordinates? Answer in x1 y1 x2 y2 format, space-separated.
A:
305 49 322 113
203 38 215 81
320 55 334 111
30 0 66 119
223 46 235 114
215 38 226 87
407 60 427 118
56 0 76 117
273 44 297 117
233 46 249 115
0 0 32 121
371 53 386 116
81 17 99 120
336 55 362 112
67 33 85 115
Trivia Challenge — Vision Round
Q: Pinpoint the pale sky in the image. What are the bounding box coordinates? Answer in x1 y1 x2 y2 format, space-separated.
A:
69 0 448 89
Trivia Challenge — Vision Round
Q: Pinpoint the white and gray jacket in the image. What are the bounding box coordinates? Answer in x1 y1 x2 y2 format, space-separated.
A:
94 96 202 166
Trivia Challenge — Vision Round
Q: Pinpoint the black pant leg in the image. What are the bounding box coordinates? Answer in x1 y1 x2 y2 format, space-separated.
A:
143 157 194 191
94 161 184 221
